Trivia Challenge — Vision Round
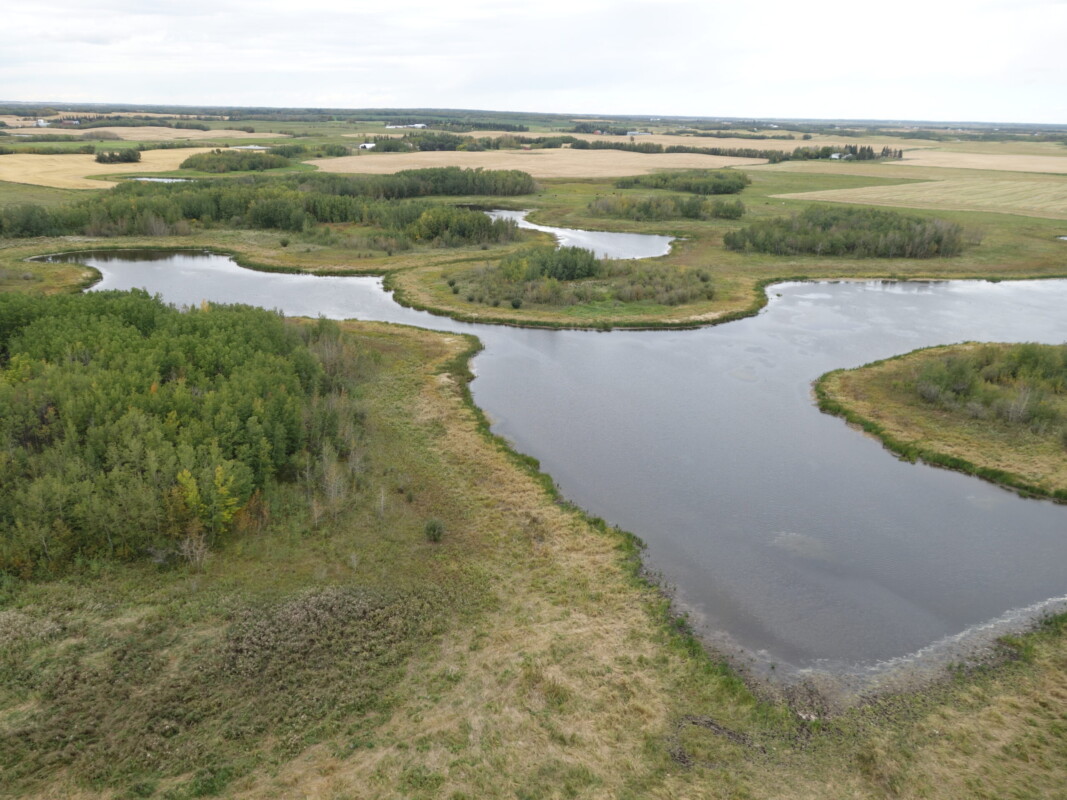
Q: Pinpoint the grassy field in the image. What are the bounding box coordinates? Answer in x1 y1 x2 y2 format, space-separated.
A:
816 344 1067 499
774 179 1067 220
0 148 217 189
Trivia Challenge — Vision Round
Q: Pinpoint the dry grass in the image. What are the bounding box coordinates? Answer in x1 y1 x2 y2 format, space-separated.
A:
890 149 1067 174
774 178 1067 220
308 148 765 179
0 148 216 189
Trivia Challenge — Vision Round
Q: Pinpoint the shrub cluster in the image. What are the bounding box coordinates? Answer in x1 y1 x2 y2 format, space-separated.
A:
180 149 291 172
94 149 141 164
913 343 1067 439
723 206 970 258
615 170 750 195
588 194 744 221
449 247 714 309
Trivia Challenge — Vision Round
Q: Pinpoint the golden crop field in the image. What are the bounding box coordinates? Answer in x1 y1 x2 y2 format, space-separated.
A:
774 178 1067 219
0 148 215 189
889 149 1067 174
308 148 766 178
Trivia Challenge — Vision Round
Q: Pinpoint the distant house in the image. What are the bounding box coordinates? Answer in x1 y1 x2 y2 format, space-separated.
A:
35 119 48 128
626 130 651 136
358 142 376 150
231 144 271 151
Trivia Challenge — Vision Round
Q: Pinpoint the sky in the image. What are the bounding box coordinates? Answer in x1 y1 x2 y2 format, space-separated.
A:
4 0 1065 124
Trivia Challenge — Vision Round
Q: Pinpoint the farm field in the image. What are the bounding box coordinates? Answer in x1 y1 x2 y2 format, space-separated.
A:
0 148 216 189
888 149 1067 174
308 148 766 178
774 178 1067 220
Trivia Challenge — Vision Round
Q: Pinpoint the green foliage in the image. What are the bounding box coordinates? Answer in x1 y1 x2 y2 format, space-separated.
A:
180 149 291 173
499 245 600 281
615 169 750 195
95 148 142 164
723 205 971 258
914 343 1067 435
588 193 745 221
0 168 535 240
424 518 445 542
452 250 714 309
0 291 365 578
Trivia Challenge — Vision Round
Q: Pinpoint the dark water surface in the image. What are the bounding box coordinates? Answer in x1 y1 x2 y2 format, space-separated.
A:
43 249 1067 684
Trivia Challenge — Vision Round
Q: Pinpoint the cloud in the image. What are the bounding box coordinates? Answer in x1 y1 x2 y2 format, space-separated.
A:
2 0 1064 123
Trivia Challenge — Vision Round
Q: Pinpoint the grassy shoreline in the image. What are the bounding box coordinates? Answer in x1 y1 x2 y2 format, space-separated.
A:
815 344 1067 502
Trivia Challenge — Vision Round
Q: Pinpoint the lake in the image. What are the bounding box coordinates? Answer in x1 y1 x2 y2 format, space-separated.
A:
39 243 1067 690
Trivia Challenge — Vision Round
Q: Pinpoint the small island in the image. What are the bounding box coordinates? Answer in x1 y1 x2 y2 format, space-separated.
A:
817 342 1067 501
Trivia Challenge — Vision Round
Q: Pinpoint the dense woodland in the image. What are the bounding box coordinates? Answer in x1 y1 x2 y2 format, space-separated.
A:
723 206 970 258
0 292 366 578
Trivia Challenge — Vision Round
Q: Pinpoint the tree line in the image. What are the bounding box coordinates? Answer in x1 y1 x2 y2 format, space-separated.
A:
0 167 535 240
723 206 971 258
615 169 750 194
588 194 744 221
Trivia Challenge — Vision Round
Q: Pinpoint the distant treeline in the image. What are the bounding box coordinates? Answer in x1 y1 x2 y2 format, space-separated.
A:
0 168 532 243
913 343 1067 438
589 195 744 221
0 291 359 578
62 117 212 131
723 206 970 258
615 169 750 194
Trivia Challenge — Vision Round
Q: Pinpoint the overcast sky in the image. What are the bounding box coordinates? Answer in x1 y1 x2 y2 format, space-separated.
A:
4 0 1065 124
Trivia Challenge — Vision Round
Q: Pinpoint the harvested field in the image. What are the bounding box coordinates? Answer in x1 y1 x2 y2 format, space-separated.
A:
0 148 215 189
773 178 1067 220
308 148 765 178
60 126 285 141
892 149 1067 174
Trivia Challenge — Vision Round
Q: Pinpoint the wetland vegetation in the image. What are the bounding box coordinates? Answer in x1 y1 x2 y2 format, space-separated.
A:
2 106 1067 799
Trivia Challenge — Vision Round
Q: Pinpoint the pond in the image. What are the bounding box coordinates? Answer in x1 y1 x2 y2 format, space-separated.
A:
39 245 1067 691
487 209 674 259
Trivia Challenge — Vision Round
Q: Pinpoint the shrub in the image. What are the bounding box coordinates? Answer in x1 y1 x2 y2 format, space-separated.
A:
424 518 445 543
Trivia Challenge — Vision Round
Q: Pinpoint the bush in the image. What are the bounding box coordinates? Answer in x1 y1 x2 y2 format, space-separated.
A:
424 519 445 542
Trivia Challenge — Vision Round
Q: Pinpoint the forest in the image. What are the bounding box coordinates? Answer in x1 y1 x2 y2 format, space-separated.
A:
0 291 363 578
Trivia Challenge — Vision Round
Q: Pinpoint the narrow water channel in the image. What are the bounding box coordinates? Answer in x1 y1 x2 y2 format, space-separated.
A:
41 245 1067 689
